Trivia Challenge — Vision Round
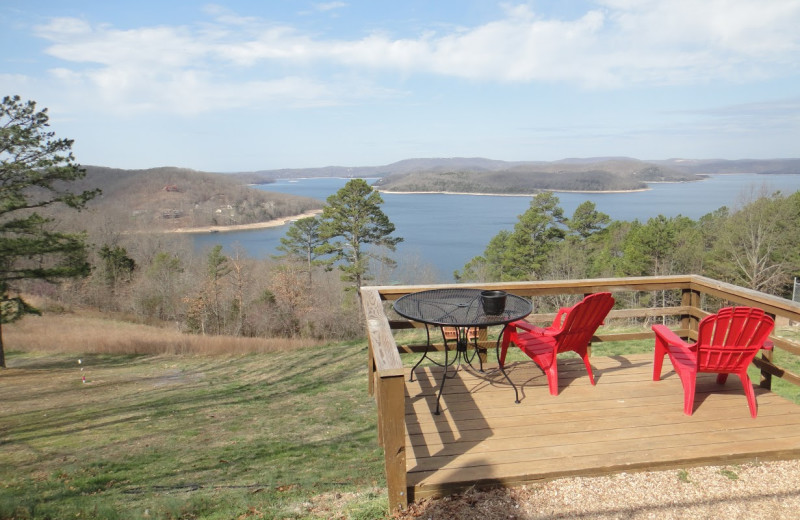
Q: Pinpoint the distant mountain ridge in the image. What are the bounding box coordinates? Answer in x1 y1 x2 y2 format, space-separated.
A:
231 157 800 195
233 157 800 179
229 157 522 182
652 158 800 175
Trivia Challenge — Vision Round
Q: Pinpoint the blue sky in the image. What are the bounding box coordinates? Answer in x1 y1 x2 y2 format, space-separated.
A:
2 1 799 172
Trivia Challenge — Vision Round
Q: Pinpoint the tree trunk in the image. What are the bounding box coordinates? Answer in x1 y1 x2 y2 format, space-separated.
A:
0 321 6 368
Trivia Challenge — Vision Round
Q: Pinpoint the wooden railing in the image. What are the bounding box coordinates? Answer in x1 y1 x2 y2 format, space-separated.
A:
360 275 800 512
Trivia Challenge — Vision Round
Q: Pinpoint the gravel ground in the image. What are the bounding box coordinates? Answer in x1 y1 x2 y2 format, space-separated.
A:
391 459 800 519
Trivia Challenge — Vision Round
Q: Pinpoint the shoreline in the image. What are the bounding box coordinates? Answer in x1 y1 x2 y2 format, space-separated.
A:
168 209 323 234
376 187 652 196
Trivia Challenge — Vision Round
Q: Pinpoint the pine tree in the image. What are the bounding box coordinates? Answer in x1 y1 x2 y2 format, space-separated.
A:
0 95 100 367
505 192 566 280
274 216 329 287
317 179 402 291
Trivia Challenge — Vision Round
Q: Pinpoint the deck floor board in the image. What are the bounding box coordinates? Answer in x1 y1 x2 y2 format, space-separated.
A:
404 354 800 499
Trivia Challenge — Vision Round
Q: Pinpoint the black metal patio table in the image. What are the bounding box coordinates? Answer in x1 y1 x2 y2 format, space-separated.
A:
393 288 532 414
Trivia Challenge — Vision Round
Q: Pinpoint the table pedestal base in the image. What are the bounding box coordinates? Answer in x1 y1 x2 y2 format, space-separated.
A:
495 330 521 404
410 326 483 415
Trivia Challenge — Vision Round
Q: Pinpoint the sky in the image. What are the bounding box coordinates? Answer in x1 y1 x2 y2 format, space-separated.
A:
2 1 799 172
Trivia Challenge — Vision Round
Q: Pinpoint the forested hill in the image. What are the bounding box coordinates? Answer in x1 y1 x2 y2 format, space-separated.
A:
371 158 697 193
653 158 800 175
70 166 322 232
232 157 800 194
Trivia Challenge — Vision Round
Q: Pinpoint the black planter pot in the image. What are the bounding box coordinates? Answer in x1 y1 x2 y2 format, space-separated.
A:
480 290 507 315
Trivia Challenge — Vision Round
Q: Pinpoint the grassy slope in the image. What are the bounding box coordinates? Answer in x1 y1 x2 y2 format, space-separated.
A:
1 344 386 520
4 323 800 519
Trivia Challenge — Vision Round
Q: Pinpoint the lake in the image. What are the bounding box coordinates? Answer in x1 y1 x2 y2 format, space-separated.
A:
194 174 800 281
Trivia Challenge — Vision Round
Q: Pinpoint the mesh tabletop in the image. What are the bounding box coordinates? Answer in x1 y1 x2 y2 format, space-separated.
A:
393 288 532 327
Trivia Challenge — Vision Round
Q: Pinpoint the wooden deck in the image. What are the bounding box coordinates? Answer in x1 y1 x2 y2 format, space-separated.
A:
405 353 800 501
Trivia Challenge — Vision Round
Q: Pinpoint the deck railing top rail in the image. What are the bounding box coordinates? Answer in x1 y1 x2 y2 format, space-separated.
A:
367 275 800 376
371 275 800 316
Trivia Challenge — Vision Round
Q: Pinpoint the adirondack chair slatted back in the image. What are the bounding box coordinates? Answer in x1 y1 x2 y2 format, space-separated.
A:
553 292 615 354
442 327 478 341
696 307 774 373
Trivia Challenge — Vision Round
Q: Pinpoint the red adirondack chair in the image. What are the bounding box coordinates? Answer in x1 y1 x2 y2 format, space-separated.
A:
652 306 774 418
500 292 615 396
442 327 478 342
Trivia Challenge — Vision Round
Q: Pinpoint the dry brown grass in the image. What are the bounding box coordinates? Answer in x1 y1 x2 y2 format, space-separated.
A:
4 310 325 356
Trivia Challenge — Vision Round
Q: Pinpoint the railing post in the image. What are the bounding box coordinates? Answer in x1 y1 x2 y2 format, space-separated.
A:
761 312 776 390
680 288 701 337
368 338 375 397
584 293 593 357
477 327 488 365
760 349 774 390
377 373 407 512
361 287 408 512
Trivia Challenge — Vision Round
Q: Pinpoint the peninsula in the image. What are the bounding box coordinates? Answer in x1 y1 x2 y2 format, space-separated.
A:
371 158 697 194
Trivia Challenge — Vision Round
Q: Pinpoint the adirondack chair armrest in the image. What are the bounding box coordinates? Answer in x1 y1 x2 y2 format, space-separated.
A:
508 320 555 337
763 340 774 351
551 306 573 329
651 324 694 352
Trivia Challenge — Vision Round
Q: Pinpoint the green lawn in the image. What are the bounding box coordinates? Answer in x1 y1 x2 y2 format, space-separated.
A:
1 344 387 520
4 325 800 519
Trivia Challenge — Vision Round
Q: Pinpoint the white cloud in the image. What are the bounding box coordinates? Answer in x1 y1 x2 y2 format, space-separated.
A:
36 18 206 68
314 2 347 12
600 0 800 55
28 1 800 115
339 0 800 87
